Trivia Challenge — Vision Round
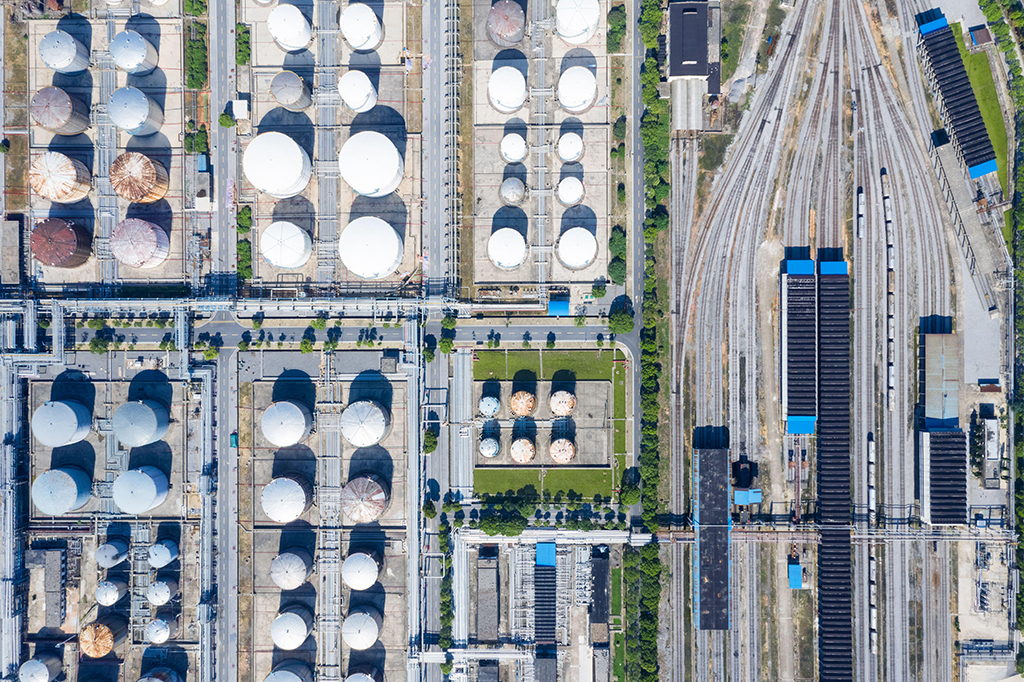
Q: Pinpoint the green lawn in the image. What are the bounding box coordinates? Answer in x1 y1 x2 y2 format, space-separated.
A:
474 466 616 498
613 632 625 682
719 0 750 83
473 350 615 381
951 23 1008 193
613 351 627 452
611 567 622 616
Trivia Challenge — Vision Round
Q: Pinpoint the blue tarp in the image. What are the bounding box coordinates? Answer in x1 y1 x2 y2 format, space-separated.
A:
788 563 803 589
787 260 814 275
787 416 817 434
547 299 570 316
536 543 556 567
969 159 999 179
820 261 848 275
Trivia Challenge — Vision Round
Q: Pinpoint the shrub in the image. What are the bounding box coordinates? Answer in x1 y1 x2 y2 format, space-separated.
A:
613 115 627 141
89 337 109 354
607 4 626 51
423 500 437 519
235 23 251 65
299 338 314 354
184 0 206 14
441 314 458 330
218 112 236 128
607 256 627 284
203 347 219 360
38 319 50 329
592 282 607 298
237 239 253 280
185 24 208 89
423 347 435 363
608 307 635 334
0 141 10 154
237 340 249 351
310 316 327 331
424 429 438 454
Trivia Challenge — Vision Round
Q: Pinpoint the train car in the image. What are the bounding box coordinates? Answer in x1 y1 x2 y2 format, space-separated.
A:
888 387 895 409
870 630 878 655
869 556 877 582
887 270 895 293
888 339 895 361
867 438 876 465
883 195 893 221
885 219 893 244
888 364 895 389
881 168 890 197
887 317 895 340
857 187 866 238
886 245 894 270
887 292 895 317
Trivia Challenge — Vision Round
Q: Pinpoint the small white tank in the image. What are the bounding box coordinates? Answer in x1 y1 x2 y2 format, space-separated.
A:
500 133 528 163
557 132 584 162
487 228 527 270
478 395 499 416
556 176 585 206
110 30 159 76
108 87 163 137
489 66 527 113
271 71 313 112
268 5 313 52
95 579 129 606
96 539 130 568
341 3 384 52
31 466 92 516
264 661 313 682
147 579 178 606
112 399 169 447
344 666 384 682
500 177 527 206
271 604 314 650
271 548 314 590
261 400 313 448
261 474 314 523
343 605 383 650
340 70 378 113
261 221 313 269
18 653 62 682
557 66 598 113
148 539 180 569
341 550 381 590
146 618 178 644
479 437 499 458
39 31 89 74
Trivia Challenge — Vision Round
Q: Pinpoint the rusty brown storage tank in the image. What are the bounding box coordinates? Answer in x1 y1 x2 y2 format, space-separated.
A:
110 152 169 203
30 86 90 135
110 218 169 269
30 152 91 203
80 615 129 657
31 218 91 268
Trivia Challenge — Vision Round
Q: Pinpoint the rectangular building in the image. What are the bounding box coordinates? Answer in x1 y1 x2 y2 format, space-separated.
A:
693 447 730 630
535 543 557 644
476 546 499 643
590 546 609 624
919 429 969 525
781 259 816 433
924 333 961 429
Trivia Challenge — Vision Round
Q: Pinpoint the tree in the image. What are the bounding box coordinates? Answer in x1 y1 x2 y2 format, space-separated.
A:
438 337 454 354
0 140 10 154
424 429 438 454
203 347 220 360
237 340 249 351
89 337 109 354
607 257 627 284
441 314 458 330
235 23 251 65
613 115 627 141
250 317 262 330
620 485 641 506
310 316 327 331
218 112 236 128
575 315 586 328
423 346 435 363
237 239 253 279
299 338 315 354
38 318 50 329
236 206 253 234
608 308 635 334
423 500 437 519
592 282 607 298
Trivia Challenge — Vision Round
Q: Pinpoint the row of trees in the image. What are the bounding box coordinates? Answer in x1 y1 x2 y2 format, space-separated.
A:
186 23 208 90
622 544 662 681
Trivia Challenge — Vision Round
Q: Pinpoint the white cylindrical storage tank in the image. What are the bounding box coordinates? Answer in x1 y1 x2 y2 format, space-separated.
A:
80 617 128 658
270 548 314 590
500 177 527 206
478 395 499 417
111 219 170 269
338 131 404 197
265 661 313 682
549 438 576 464
29 152 91 203
108 87 163 137
271 605 314 650
341 550 381 590
340 400 391 447
261 474 314 523
344 666 384 682
113 400 169 446
341 3 384 52
556 0 600 44
32 466 92 516
488 66 527 114
146 618 178 644
500 133 527 163
271 70 313 112
95 579 129 606
487 0 526 47
556 176 585 206
147 579 178 606
557 226 598 269
339 70 378 113
96 539 130 568
243 132 312 199
32 399 91 447
557 132 584 162
148 539 180 569
137 668 181 682
479 437 499 458
261 221 313 269
261 400 313 448
19 653 62 682
557 66 597 113
510 390 536 416
110 30 159 76
339 217 404 280
342 605 383 651
487 228 527 270
510 438 535 463
39 30 89 74
31 87 91 135
268 5 313 52
112 466 170 515
340 474 390 524
549 390 577 416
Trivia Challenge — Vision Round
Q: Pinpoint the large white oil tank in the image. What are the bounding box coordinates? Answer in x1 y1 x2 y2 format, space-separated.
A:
556 226 598 269
265 661 313 682
261 221 313 269
344 666 384 682
340 400 391 447
340 474 390 524
487 228 527 270
146 618 178 644
19 653 62 682
268 5 313 52
148 539 179 569
110 30 159 76
479 395 499 416
556 0 600 45
557 132 584 162
338 217 404 280
488 66 527 114
556 176 585 206
500 177 526 206
341 550 381 590
29 152 91 203
342 605 383 650
32 466 92 516
108 87 164 137
479 437 499 458
39 30 89 74
262 474 314 523
110 219 170 269
271 604 314 650
487 0 526 47
147 579 178 606
261 400 313 448
340 70 378 113
96 539 130 568
499 133 527 163
112 466 170 515
31 87 91 135
137 668 181 682
557 66 597 113
32 399 91 447
341 3 384 52
270 548 314 590
113 400 169 447
338 131 404 197
271 71 313 112
95 579 129 606
243 132 312 199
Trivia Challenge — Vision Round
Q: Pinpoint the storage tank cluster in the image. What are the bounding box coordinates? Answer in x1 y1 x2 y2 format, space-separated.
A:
474 390 579 463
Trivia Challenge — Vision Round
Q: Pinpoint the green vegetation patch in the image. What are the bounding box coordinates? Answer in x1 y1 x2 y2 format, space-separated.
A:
473 467 615 499
473 349 615 381
720 1 751 82
757 0 786 72
607 4 626 52
951 22 1008 193
186 22 208 90
236 23 251 65
611 567 622 616
613 631 625 682
700 133 734 171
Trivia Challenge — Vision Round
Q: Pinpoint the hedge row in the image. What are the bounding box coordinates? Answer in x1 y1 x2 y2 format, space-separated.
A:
622 544 663 681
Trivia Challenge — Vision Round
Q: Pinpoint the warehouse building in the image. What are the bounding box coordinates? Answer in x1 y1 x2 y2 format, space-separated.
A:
692 426 730 631
667 0 721 131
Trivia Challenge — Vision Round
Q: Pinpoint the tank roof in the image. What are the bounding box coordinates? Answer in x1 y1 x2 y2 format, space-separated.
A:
110 30 154 71
340 400 390 447
556 0 601 44
32 466 91 516
268 4 312 51
31 87 82 131
557 66 597 112
30 152 89 202
19 659 55 682
148 539 179 569
500 133 528 162
550 438 576 463
510 438 535 463
111 219 169 269
261 221 312 269
261 401 311 447
271 548 313 590
271 70 309 105
557 226 598 269
556 176 584 205
110 153 167 202
549 390 577 416
557 132 584 162
340 475 389 524
338 131 404 197
479 395 500 416
341 3 383 51
271 608 313 650
31 399 90 446
108 87 156 130
261 475 312 523
479 437 499 458
489 66 528 113
339 217 404 279
113 467 169 515
80 620 122 658
487 0 526 47
500 177 526 205
341 551 380 590
112 399 168 446
39 30 86 71
95 580 126 606
96 540 129 568
146 619 174 644
243 132 311 199
147 579 176 605
339 70 377 113
510 390 536 416
487 228 527 269
342 607 382 650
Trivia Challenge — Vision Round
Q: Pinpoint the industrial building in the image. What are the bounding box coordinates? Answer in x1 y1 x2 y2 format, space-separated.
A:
919 332 968 525
693 441 730 630
667 0 722 131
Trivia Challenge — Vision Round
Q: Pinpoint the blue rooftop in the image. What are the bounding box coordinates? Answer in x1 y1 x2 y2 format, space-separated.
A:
536 543 556 567
787 260 814 276
787 415 817 435
820 261 848 275
788 563 803 589
734 489 762 505
915 8 948 35
547 299 570 317
969 159 999 179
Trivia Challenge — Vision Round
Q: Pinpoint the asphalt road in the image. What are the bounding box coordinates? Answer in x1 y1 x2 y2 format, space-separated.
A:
209 0 239 295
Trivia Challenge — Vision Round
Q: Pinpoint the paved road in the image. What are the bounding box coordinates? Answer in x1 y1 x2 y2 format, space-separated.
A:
422 0 453 297
209 0 239 295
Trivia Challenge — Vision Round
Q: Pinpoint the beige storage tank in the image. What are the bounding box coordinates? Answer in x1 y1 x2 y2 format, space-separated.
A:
557 132 584 162
110 152 169 204
510 390 536 416
510 438 535 463
80 616 129 658
549 438 576 464
549 390 577 416
31 87 90 135
110 219 170 269
30 152 91 203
